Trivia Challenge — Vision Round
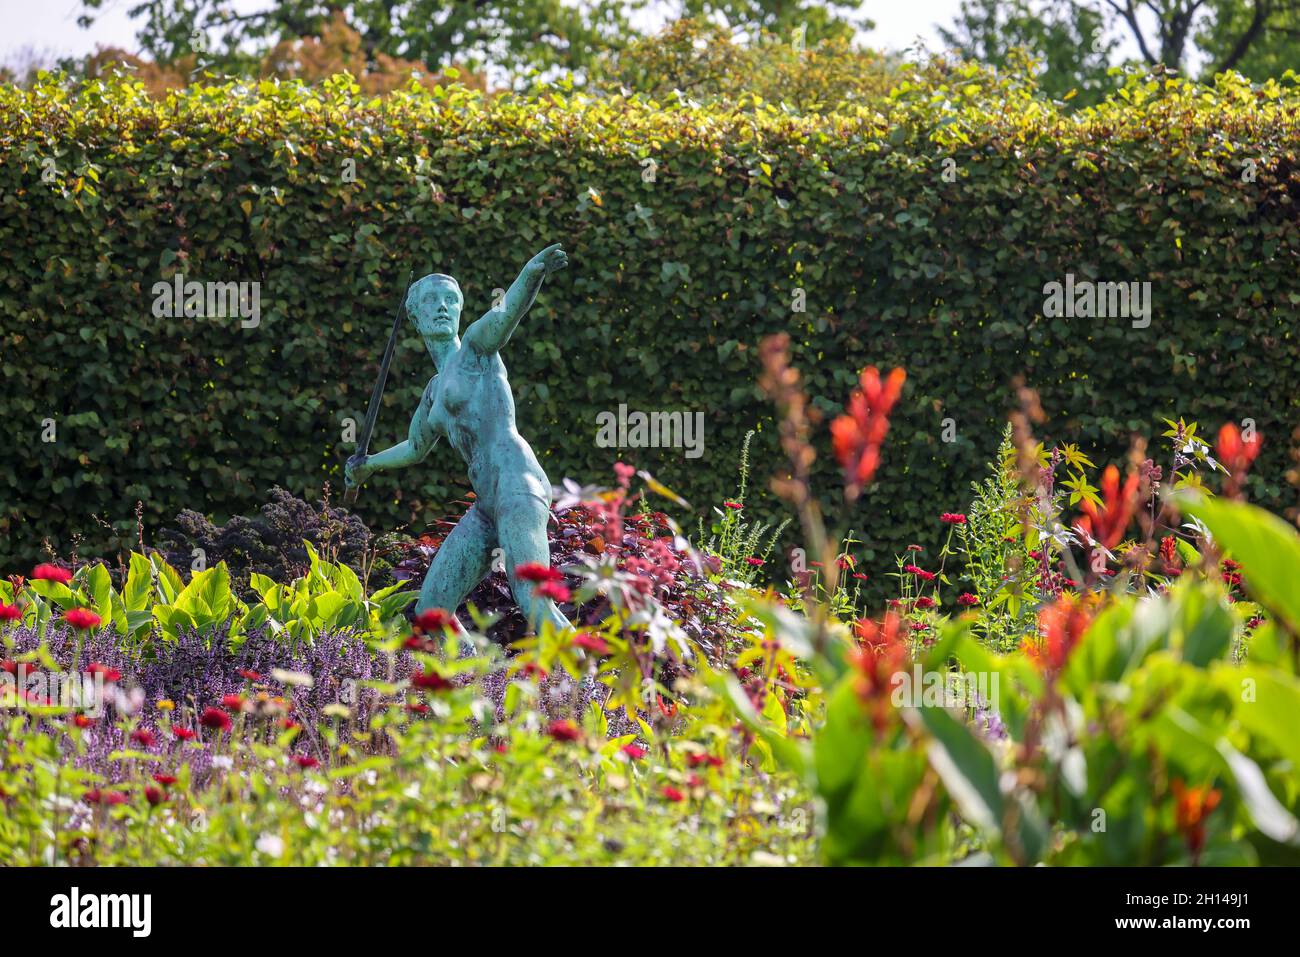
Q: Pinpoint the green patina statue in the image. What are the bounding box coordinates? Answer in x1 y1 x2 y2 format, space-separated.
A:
345 244 572 634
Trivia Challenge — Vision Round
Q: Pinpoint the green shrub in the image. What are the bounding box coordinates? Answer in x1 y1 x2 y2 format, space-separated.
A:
1 67 1299 583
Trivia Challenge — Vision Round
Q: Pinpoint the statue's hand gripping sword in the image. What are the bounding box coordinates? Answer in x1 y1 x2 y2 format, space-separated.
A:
344 270 414 506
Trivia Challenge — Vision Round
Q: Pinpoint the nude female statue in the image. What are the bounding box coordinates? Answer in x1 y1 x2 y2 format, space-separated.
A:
344 244 572 634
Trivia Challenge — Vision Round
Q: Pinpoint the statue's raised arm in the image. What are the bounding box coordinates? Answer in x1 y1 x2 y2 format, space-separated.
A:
463 243 568 355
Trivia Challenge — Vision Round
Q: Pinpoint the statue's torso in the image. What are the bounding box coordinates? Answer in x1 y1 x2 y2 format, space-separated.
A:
424 346 550 516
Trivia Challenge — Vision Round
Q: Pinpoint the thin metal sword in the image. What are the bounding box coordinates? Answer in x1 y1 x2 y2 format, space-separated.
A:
345 269 414 505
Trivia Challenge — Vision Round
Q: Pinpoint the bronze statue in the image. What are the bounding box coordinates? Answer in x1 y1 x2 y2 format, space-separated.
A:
346 244 571 634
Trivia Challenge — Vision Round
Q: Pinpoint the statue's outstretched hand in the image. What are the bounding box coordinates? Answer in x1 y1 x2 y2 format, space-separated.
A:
528 243 568 277
345 454 371 490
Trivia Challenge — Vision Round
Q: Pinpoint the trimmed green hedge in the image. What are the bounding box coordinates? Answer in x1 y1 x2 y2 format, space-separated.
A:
2 70 1299 576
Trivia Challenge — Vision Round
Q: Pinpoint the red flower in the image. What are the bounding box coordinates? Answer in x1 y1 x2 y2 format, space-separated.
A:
130 728 158 748
64 608 101 631
514 562 563 584
535 581 571 603
621 744 647 760
1024 595 1091 674
0 603 20 622
850 613 909 731
1077 465 1139 551
656 694 678 718
32 564 73 584
941 513 967 524
411 668 453 691
831 365 906 501
572 632 611 656
687 753 724 769
70 714 94 729
851 573 869 581
744 557 764 567
152 774 177 786
279 719 300 731
238 668 262 681
903 564 935 581
173 727 197 741
144 786 163 806
723 501 744 510
199 707 232 732
1171 779 1222 860
914 596 936 610
661 785 686 802
957 592 979 607
220 694 246 711
547 719 582 742
407 702 430 714
522 661 548 681
83 789 128 806
1216 423 1262 498
293 755 320 769
85 662 121 682
413 608 459 633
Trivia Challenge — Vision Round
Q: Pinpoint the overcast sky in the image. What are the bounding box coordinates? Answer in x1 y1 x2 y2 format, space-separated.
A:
0 0 970 68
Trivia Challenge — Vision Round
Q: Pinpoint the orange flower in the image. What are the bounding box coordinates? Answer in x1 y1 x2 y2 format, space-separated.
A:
1216 423 1262 498
1077 465 1139 551
849 612 908 731
1171 779 1221 859
1024 595 1091 674
831 366 906 501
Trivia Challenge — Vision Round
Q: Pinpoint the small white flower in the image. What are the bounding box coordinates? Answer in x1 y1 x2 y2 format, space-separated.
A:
211 755 233 770
255 833 284 858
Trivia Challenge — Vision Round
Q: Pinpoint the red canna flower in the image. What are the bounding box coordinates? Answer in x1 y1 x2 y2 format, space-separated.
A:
572 632 611 656
1171 779 1222 860
849 613 908 731
547 719 582 742
1159 535 1179 568
941 513 967 524
514 562 563 584
831 365 906 501
199 707 232 732
535 581 571 603
0 603 20 622
32 564 73 584
1077 465 1139 551
661 785 686 803
1024 595 1092 675
621 744 647 760
413 607 460 633
173 727 197 741
64 608 101 631
130 728 158 748
293 755 320 769
411 668 453 692
1216 423 1262 498
152 774 177 786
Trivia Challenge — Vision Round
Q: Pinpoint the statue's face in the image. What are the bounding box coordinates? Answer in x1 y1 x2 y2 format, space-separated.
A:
408 276 463 340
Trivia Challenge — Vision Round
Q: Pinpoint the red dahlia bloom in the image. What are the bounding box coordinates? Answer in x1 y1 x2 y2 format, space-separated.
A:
514 562 563 584
32 564 73 584
547 719 582 742
64 608 101 630
199 707 232 732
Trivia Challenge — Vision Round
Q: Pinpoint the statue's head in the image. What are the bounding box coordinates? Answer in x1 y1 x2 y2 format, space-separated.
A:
406 273 463 339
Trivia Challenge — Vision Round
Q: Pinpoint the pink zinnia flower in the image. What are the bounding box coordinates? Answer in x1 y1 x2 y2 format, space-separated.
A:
64 608 101 630
32 564 72 584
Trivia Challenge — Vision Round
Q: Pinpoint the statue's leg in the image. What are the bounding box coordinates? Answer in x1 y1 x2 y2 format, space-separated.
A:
496 493 571 634
416 503 495 626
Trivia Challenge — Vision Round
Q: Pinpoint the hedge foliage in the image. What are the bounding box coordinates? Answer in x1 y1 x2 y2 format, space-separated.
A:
2 67 1299 577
